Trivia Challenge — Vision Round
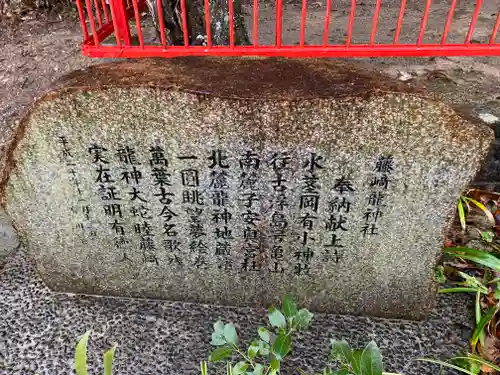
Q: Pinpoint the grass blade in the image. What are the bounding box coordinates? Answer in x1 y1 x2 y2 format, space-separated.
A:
201 361 208 375
458 198 467 231
452 357 500 373
471 307 496 349
414 358 476 375
75 331 90 375
465 198 496 226
439 287 481 294
443 247 500 272
103 343 117 375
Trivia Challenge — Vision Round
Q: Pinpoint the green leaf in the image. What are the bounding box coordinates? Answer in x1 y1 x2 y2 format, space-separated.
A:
435 266 447 284
471 307 496 347
330 339 353 364
458 198 466 231
268 307 286 328
248 341 259 359
272 333 291 360
465 198 496 227
415 358 477 375
360 341 383 375
224 323 238 345
103 343 117 375
75 331 90 375
295 308 314 329
249 364 265 375
332 370 349 375
480 231 495 243
259 340 270 356
212 332 227 346
232 361 249 375
270 356 280 371
443 247 500 272
351 351 363 375
282 295 298 318
258 327 271 343
209 347 233 362
214 320 225 334
452 356 500 373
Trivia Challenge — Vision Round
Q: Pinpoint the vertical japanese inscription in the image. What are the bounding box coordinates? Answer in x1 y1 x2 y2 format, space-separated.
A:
58 136 91 243
361 155 394 237
239 150 262 272
268 151 291 274
295 153 323 276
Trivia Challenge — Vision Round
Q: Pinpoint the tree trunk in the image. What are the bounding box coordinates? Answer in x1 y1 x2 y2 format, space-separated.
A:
148 0 250 46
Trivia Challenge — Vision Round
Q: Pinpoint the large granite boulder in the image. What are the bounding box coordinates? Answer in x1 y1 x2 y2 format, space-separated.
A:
0 58 493 319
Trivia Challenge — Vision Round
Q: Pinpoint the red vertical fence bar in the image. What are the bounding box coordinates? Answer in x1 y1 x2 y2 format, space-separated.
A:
84 0 100 46
275 0 283 47
180 0 189 47
322 0 332 47
156 0 167 48
417 0 432 46
107 0 122 46
100 0 110 23
346 0 356 46
465 0 482 44
131 0 144 47
92 0 103 27
441 0 456 45
491 13 500 45
76 0 90 40
204 0 212 47
299 0 307 47
370 0 382 46
113 0 132 45
393 0 406 44
229 0 235 47
253 0 259 46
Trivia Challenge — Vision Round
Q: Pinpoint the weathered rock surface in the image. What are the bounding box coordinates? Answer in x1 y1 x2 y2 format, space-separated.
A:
0 58 494 319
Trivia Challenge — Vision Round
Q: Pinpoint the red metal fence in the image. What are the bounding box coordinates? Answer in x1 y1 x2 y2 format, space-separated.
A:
76 0 500 58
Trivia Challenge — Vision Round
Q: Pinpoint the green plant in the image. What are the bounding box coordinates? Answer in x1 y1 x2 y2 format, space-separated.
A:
74 331 117 375
205 296 402 375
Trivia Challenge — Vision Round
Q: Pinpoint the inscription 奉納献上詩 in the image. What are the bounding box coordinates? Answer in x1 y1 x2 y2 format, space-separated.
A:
61 136 395 275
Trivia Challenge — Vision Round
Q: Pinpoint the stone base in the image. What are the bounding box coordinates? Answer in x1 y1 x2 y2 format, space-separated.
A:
1 250 473 375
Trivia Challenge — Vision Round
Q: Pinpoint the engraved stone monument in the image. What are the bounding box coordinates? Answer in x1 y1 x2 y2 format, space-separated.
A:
0 58 493 319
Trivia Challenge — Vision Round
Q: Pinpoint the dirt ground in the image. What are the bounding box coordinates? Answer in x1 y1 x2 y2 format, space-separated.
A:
0 1 499 157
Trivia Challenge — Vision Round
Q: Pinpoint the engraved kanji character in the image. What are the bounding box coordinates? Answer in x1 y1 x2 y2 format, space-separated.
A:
364 208 383 223
95 165 114 183
333 176 355 195
208 149 229 169
303 152 323 173
268 151 291 171
149 146 168 167
241 192 259 209
117 146 139 165
139 236 156 251
154 186 173 204
98 185 121 200
212 208 232 224
109 219 125 235
294 263 310 276
159 205 178 221
134 221 153 236
375 155 394 174
120 166 143 185
324 233 343 248
189 240 208 253
151 166 171 186
328 197 351 214
128 187 148 202
370 175 389 189
298 212 317 230
300 231 315 245
242 210 260 226
164 223 178 236
182 190 204 205
300 194 320 212
215 226 233 239
130 205 152 219
361 223 379 237
367 192 385 206
210 170 229 189
295 248 314 262
240 171 259 190
114 236 130 248
88 144 109 164
215 241 231 256
103 204 122 218
164 239 182 252
241 257 260 272
193 255 210 269
244 227 258 240
325 214 348 232
57 136 72 158
239 150 260 170
211 190 229 206
181 169 199 187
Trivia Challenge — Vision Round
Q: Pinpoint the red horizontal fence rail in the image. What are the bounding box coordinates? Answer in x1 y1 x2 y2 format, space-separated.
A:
76 0 500 58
